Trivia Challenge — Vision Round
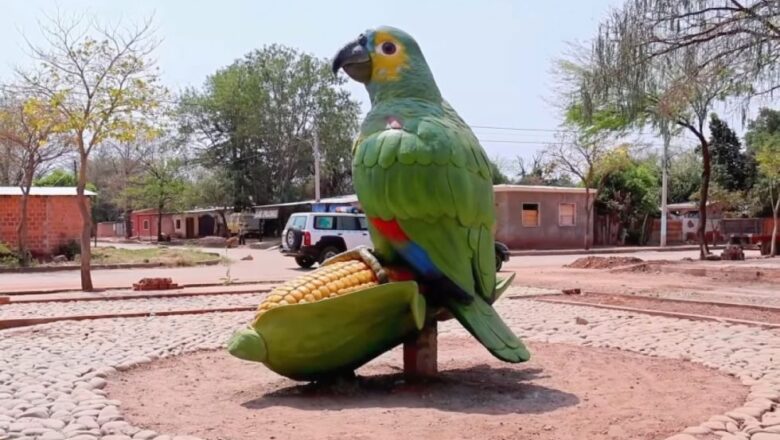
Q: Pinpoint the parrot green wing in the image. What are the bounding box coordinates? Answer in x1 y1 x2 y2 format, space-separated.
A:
353 102 529 363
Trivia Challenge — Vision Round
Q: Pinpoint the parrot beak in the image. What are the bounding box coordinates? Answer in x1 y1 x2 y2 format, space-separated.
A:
332 36 372 83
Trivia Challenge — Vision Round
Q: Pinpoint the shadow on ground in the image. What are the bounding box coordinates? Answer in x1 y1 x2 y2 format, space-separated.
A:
241 365 579 415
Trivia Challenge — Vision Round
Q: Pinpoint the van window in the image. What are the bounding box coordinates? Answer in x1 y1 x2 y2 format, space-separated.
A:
336 216 360 230
287 215 307 230
357 216 368 230
314 216 335 230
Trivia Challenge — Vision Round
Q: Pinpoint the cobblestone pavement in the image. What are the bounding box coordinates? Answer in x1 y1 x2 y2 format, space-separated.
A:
0 294 260 320
1 297 779 440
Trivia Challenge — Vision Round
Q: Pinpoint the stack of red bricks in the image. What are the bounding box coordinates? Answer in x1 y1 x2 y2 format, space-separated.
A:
132 277 179 291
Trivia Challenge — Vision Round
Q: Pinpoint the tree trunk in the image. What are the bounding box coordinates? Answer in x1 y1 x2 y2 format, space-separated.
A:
584 188 592 250
16 175 34 267
698 139 712 259
218 209 229 238
772 196 779 258
157 203 164 242
76 152 93 291
124 207 133 239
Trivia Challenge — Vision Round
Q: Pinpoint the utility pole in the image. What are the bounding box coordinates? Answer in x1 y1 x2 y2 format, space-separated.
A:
660 129 670 247
313 126 321 203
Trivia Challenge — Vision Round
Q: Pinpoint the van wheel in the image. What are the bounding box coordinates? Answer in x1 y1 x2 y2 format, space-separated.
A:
295 256 315 269
495 253 503 272
319 246 341 264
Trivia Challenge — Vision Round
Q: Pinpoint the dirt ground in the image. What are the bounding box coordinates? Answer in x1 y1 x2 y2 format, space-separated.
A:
108 337 746 440
534 293 780 324
505 254 780 307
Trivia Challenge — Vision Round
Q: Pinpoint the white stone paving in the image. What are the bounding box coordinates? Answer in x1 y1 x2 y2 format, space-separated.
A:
0 294 260 320
0 296 778 440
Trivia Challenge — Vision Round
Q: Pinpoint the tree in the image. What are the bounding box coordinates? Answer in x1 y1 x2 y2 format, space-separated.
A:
185 168 233 236
17 15 166 290
756 139 780 256
668 149 703 203
709 114 756 192
489 158 511 185
595 0 780 101
514 152 574 186
179 45 359 209
745 108 780 256
127 159 189 242
597 158 659 244
545 130 631 249
0 93 67 265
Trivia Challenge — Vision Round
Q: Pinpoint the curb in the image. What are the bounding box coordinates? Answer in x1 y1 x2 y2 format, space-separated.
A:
530 296 780 329
0 258 223 274
8 288 271 304
0 306 256 330
1 279 285 297
509 245 702 257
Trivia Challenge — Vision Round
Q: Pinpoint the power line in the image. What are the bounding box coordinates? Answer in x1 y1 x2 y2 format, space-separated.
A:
471 125 576 133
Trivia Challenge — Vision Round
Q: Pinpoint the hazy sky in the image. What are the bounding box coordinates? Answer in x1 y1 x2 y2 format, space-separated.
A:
2 0 648 170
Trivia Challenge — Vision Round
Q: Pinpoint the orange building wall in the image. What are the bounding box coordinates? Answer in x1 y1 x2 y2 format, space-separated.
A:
0 195 89 256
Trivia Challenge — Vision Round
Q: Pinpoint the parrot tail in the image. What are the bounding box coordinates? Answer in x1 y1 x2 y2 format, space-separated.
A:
445 294 530 363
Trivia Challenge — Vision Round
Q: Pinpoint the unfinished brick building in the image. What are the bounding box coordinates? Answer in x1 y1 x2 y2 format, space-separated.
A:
0 187 95 257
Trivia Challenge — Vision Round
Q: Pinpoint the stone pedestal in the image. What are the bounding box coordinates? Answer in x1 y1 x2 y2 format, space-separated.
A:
403 320 438 379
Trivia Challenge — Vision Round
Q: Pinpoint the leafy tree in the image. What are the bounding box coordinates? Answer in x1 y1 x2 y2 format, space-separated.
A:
668 149 703 204
0 93 68 265
593 0 780 102
179 45 360 209
597 158 659 244
489 158 510 185
756 140 780 256
126 159 189 242
708 114 756 192
17 14 166 290
185 168 234 235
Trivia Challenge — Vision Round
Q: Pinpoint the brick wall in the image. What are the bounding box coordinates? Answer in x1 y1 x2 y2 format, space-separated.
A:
0 195 89 256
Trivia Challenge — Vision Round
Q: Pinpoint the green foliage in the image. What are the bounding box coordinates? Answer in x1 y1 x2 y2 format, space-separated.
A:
56 240 81 260
126 159 190 213
179 45 360 208
597 157 659 241
708 114 756 192
668 150 703 204
34 169 97 192
745 108 780 217
489 159 510 185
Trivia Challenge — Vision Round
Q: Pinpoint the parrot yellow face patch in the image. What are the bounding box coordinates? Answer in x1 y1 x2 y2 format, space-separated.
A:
371 31 409 82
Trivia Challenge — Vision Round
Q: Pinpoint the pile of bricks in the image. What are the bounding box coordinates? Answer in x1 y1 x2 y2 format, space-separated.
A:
132 277 179 291
0 296 9 305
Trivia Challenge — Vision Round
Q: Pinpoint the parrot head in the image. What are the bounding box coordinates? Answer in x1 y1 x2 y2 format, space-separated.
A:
332 26 441 103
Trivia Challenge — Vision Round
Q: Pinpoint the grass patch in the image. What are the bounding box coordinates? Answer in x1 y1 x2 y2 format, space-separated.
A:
91 246 220 267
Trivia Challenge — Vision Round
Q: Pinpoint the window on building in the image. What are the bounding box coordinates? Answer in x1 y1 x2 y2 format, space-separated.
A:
521 203 539 227
142 219 150 230
559 203 576 227
175 219 181 229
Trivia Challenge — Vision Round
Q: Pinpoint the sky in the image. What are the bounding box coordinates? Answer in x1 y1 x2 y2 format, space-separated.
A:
1 0 697 174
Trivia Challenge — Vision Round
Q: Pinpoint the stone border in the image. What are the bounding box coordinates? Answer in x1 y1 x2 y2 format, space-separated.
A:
0 258 223 274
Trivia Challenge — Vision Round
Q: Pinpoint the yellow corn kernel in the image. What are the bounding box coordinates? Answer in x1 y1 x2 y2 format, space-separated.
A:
267 294 283 303
303 293 315 302
283 294 298 304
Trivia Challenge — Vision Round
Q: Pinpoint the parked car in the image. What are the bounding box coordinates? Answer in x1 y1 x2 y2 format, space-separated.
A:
227 212 261 238
281 211 513 271
495 241 510 271
281 212 372 268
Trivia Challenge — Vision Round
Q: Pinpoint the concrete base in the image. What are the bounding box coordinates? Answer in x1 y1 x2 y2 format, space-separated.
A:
403 321 438 379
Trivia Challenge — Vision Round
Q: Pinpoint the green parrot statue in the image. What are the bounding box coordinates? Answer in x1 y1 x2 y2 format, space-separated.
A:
332 26 530 363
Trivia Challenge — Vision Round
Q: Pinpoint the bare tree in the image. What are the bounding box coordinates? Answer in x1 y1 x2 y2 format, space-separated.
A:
0 92 68 265
544 131 629 250
16 13 166 290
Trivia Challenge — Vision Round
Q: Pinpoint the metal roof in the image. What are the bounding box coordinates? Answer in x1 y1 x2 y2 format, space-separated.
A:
493 184 594 194
0 186 96 196
253 194 359 209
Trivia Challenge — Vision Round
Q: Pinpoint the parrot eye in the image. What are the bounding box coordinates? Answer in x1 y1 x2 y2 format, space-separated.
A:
379 41 397 55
